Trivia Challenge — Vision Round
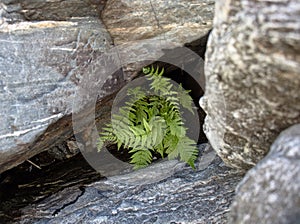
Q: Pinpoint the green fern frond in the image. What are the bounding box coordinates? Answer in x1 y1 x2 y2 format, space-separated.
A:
150 76 171 94
142 66 153 75
129 149 153 169
97 65 198 170
156 142 165 158
168 119 186 137
177 84 195 114
163 134 179 153
97 138 104 151
148 116 167 148
127 87 146 102
168 136 198 169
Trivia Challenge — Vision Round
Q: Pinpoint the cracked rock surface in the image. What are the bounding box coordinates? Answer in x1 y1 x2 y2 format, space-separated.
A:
18 145 244 224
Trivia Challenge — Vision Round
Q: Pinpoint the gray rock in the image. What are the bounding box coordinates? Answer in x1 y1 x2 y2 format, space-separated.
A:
0 14 116 173
102 0 214 80
229 124 300 224
0 1 23 25
200 0 300 170
18 144 244 224
0 0 103 23
17 0 103 21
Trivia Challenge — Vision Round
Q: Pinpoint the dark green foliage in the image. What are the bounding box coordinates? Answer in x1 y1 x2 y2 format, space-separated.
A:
97 66 198 169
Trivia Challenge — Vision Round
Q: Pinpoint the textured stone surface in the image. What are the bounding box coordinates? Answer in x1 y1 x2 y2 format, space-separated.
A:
102 0 214 45
0 0 118 173
229 124 300 224
200 0 300 170
102 0 214 80
17 144 244 224
0 0 104 24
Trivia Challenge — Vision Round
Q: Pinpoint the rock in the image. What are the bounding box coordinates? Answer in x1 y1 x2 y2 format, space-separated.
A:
18 0 104 21
17 144 244 224
102 0 214 45
0 0 118 173
0 0 24 25
102 0 214 80
229 124 300 224
0 152 103 223
0 0 103 23
200 0 300 170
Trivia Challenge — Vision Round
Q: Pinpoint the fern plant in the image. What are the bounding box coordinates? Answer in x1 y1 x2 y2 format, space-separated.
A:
97 66 198 169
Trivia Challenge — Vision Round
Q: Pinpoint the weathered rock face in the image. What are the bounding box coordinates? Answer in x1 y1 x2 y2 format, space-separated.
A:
102 0 214 79
0 0 214 173
229 124 300 224
17 144 244 224
201 0 300 170
102 0 214 45
0 0 104 24
0 0 118 174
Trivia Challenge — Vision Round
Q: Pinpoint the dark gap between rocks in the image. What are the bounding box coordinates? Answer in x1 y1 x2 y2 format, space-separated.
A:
0 152 103 223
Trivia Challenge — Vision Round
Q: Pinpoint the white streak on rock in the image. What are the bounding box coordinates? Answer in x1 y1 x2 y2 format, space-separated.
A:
31 113 63 124
0 124 47 139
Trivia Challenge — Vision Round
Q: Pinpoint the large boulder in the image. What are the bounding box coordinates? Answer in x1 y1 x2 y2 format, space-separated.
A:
201 0 300 170
229 124 300 224
0 0 121 173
